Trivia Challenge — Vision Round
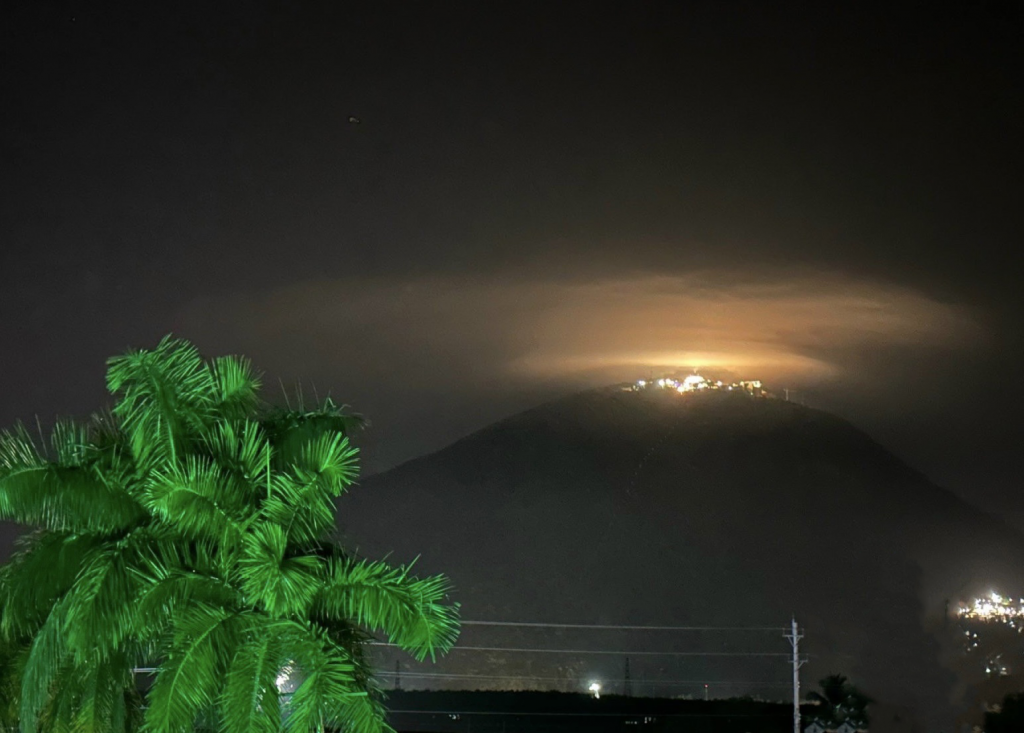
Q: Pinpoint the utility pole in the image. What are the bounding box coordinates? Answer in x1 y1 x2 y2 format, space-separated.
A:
784 618 805 733
394 660 401 690
624 656 632 697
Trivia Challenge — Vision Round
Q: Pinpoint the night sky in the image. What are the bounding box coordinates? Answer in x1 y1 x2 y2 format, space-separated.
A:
2 2 1022 536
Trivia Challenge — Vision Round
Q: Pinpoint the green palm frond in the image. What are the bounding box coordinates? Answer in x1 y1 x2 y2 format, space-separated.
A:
277 622 370 733
48 420 90 465
129 537 229 643
293 432 359 491
36 661 79 733
262 476 336 547
106 336 215 469
0 426 144 533
209 356 262 421
0 531 102 639
144 606 243 733
199 420 272 493
0 638 28 733
240 525 324 617
64 536 153 663
144 458 248 547
20 597 72 733
327 687 392 733
220 630 282 733
262 432 358 544
69 652 135 733
104 691 127 733
313 558 459 661
135 575 236 643
262 400 363 470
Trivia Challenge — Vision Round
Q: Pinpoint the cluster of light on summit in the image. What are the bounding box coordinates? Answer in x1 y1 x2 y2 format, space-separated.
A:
959 592 1024 626
631 374 766 396
957 592 1024 678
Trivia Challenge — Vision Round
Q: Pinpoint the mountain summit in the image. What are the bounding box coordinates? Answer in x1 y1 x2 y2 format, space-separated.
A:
339 387 1024 727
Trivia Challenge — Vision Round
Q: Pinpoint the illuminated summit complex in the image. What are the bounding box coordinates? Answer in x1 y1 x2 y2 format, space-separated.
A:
630 373 768 397
956 592 1024 680
959 592 1024 627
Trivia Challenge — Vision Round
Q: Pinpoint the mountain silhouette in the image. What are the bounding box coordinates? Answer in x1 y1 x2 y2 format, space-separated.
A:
338 387 1024 729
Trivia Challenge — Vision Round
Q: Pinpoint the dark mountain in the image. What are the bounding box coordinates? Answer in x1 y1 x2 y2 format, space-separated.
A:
338 387 1024 730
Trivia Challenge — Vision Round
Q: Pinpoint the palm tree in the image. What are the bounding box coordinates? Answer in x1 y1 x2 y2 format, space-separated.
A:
0 336 459 733
0 637 24 733
807 673 871 727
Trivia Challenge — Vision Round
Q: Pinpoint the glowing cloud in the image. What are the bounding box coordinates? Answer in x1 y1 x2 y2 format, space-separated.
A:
177 269 983 392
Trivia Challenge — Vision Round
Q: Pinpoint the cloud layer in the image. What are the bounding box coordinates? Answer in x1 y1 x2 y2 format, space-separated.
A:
179 269 982 391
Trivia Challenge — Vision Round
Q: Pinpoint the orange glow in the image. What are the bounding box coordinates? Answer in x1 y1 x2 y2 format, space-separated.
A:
177 270 984 391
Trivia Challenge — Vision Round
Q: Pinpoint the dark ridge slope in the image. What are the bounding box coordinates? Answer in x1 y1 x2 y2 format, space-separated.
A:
339 388 1024 726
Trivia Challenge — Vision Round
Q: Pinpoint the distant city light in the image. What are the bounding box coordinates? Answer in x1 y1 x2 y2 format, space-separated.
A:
588 681 601 699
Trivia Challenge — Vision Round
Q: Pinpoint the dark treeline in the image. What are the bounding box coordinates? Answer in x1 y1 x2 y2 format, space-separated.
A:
384 690 807 732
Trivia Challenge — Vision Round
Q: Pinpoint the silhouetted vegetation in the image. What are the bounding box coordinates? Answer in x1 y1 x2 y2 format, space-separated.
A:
385 690 814 732
984 692 1024 733
806 674 871 727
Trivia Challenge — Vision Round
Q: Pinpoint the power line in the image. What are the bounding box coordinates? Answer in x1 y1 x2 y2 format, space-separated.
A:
387 709 784 719
461 620 784 632
370 643 789 657
382 671 791 687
